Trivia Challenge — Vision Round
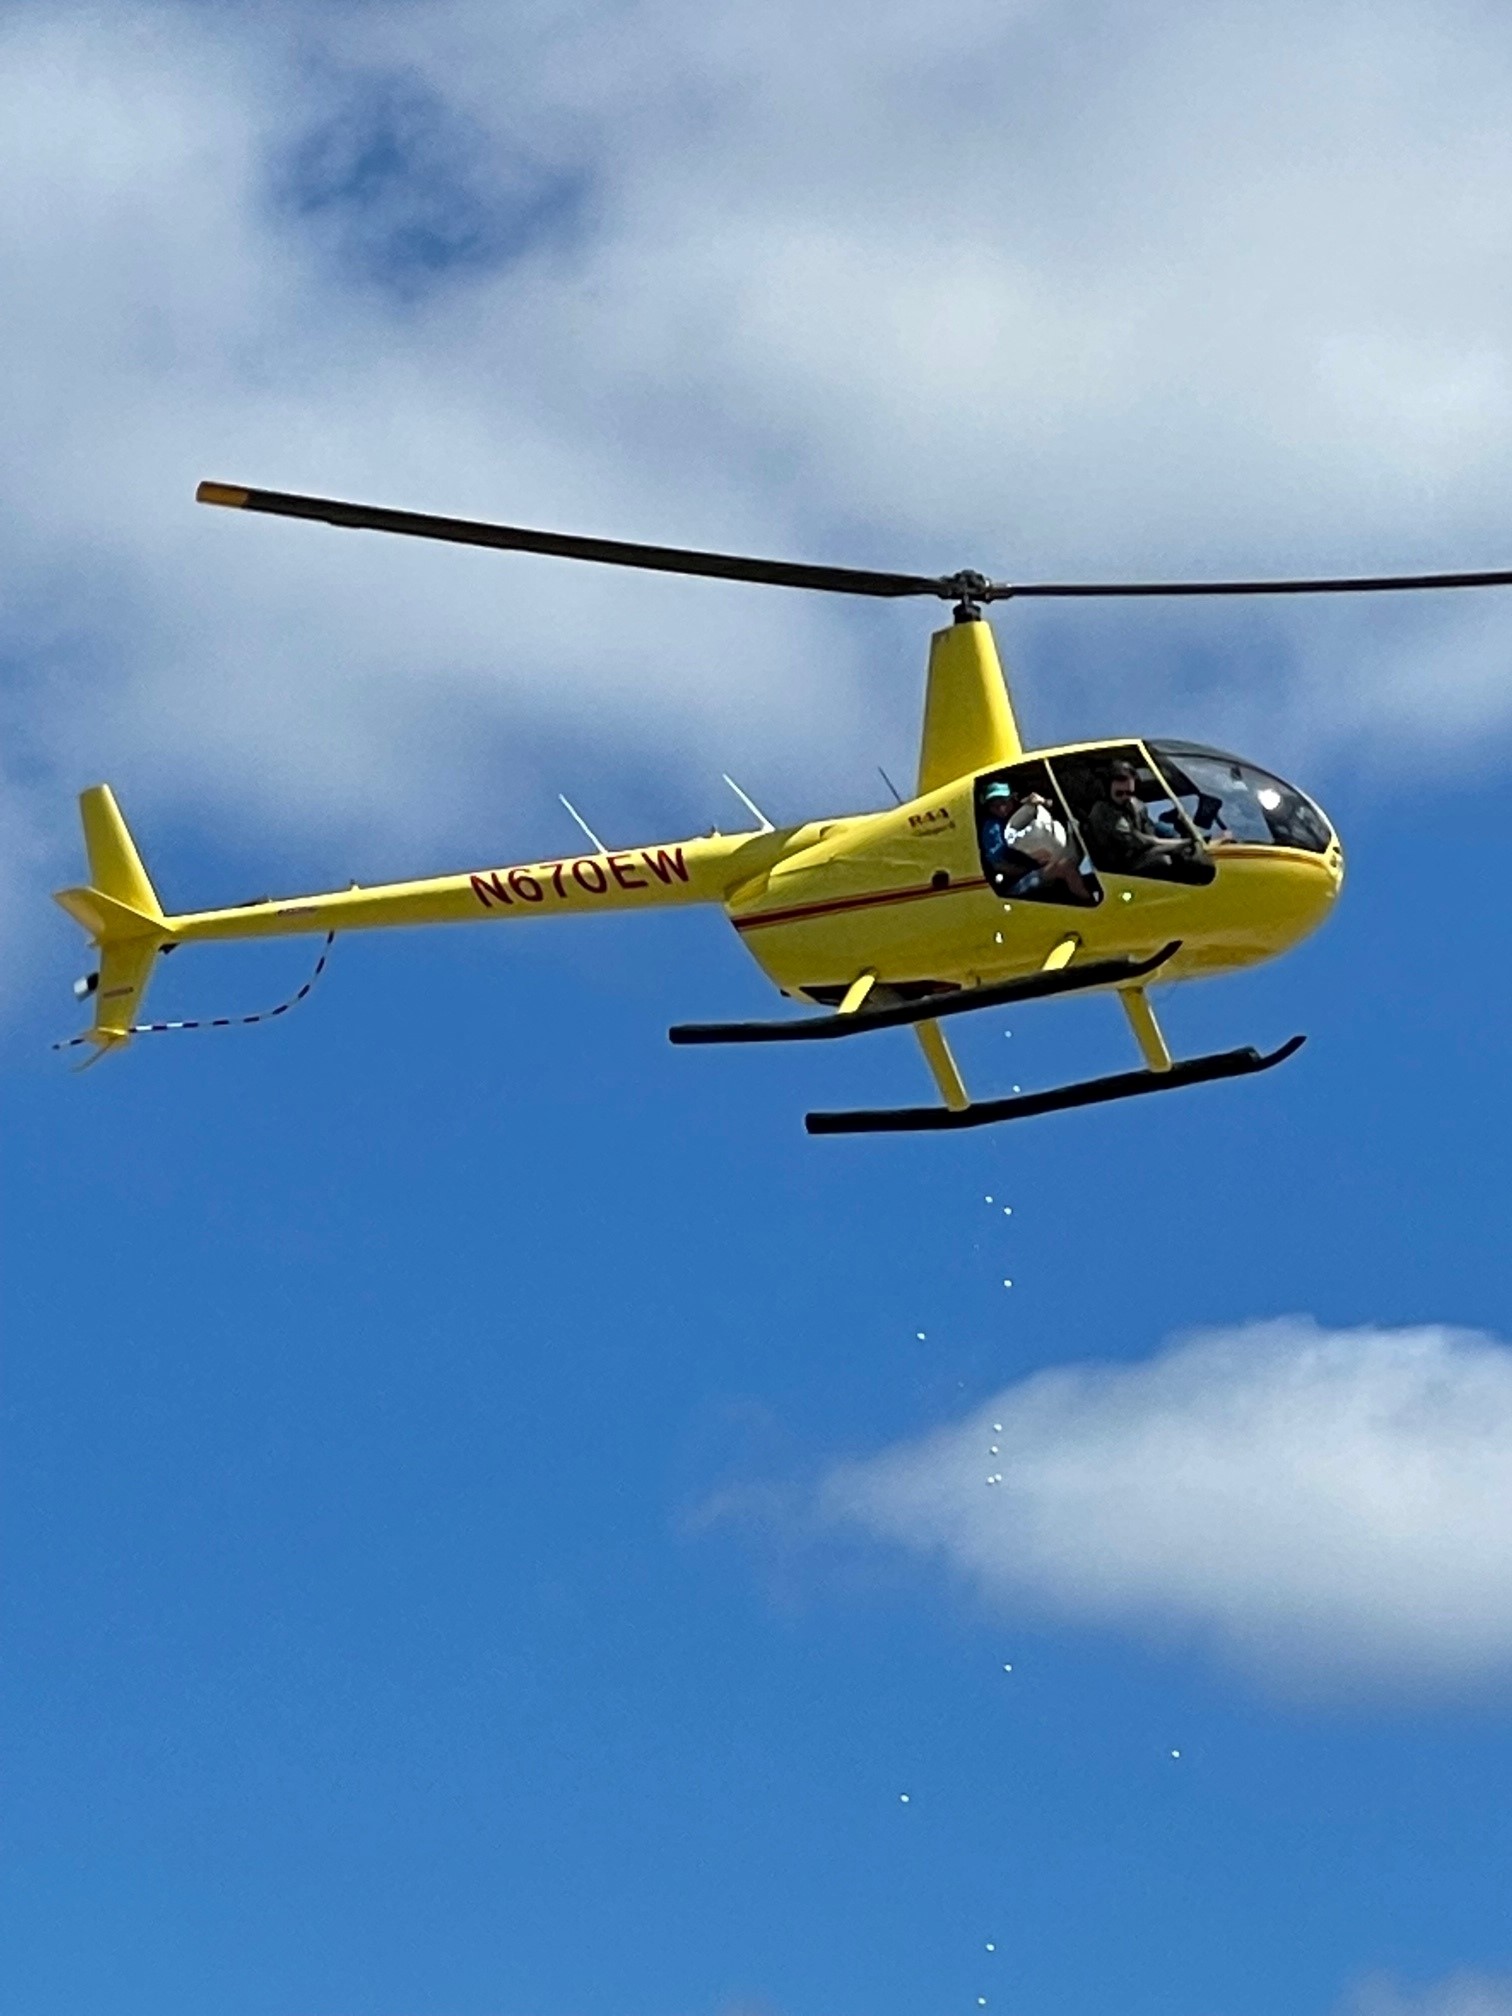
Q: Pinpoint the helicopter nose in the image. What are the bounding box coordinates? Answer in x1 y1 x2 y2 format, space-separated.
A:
1311 820 1345 909
1281 836 1344 944
1214 836 1342 971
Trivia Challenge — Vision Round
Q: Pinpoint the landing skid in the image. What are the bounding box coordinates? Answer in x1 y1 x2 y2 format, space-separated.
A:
804 1035 1305 1134
669 943 1180 1045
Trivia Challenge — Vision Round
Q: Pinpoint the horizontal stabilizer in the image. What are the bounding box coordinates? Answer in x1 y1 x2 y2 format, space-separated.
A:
54 886 164 941
805 1035 1305 1134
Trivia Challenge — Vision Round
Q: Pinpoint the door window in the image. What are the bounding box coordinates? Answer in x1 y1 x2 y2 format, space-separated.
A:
1051 745 1215 886
974 759 1101 907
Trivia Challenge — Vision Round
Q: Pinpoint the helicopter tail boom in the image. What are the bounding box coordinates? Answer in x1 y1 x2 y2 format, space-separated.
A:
160 832 760 946
52 791 793 1055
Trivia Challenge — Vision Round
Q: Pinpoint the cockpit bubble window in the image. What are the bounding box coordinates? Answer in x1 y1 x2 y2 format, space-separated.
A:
1051 745 1215 886
1147 743 1332 854
974 758 1101 907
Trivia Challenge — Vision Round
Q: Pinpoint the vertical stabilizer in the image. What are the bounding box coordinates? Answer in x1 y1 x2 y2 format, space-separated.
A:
915 617 1024 796
53 786 167 1054
79 785 163 922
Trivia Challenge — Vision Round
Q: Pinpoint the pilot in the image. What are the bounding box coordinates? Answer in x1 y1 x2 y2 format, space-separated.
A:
981 781 1089 900
1087 761 1198 876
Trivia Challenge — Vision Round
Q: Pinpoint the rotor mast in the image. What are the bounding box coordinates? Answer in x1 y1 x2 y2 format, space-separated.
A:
916 611 1024 795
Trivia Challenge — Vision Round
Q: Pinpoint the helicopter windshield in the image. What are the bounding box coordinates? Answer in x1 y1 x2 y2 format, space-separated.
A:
1146 743 1332 854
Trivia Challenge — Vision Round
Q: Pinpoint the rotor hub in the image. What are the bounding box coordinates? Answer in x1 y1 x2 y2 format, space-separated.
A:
946 569 1004 620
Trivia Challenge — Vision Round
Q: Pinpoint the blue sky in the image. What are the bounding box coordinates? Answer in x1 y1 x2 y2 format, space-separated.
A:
6 5 1512 2014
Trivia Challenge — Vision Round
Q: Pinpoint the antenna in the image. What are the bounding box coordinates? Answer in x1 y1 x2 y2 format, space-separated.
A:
877 765 904 805
558 794 606 852
721 775 774 832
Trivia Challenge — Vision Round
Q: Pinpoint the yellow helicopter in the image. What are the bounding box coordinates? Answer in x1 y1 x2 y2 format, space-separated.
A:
53 481 1512 1131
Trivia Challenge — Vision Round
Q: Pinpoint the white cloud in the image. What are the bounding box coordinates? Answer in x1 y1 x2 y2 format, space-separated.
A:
0 8 874 859
822 1319 1512 1693
10 0 1512 989
1345 1975 1512 2016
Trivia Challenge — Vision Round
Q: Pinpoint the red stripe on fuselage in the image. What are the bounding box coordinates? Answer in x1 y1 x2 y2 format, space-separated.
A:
732 875 991 933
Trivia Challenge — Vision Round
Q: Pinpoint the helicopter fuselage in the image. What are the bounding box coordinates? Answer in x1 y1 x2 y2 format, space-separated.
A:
97 735 1340 1026
55 592 1340 1123
727 738 1342 1002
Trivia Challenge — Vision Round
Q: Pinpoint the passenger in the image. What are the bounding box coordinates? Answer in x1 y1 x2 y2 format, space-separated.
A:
981 780 1090 900
979 781 1039 887
1086 761 1200 876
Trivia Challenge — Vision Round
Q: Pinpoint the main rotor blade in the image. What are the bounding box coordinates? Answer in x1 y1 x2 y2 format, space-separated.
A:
1006 566 1512 598
198 483 1512 604
196 482 965 600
